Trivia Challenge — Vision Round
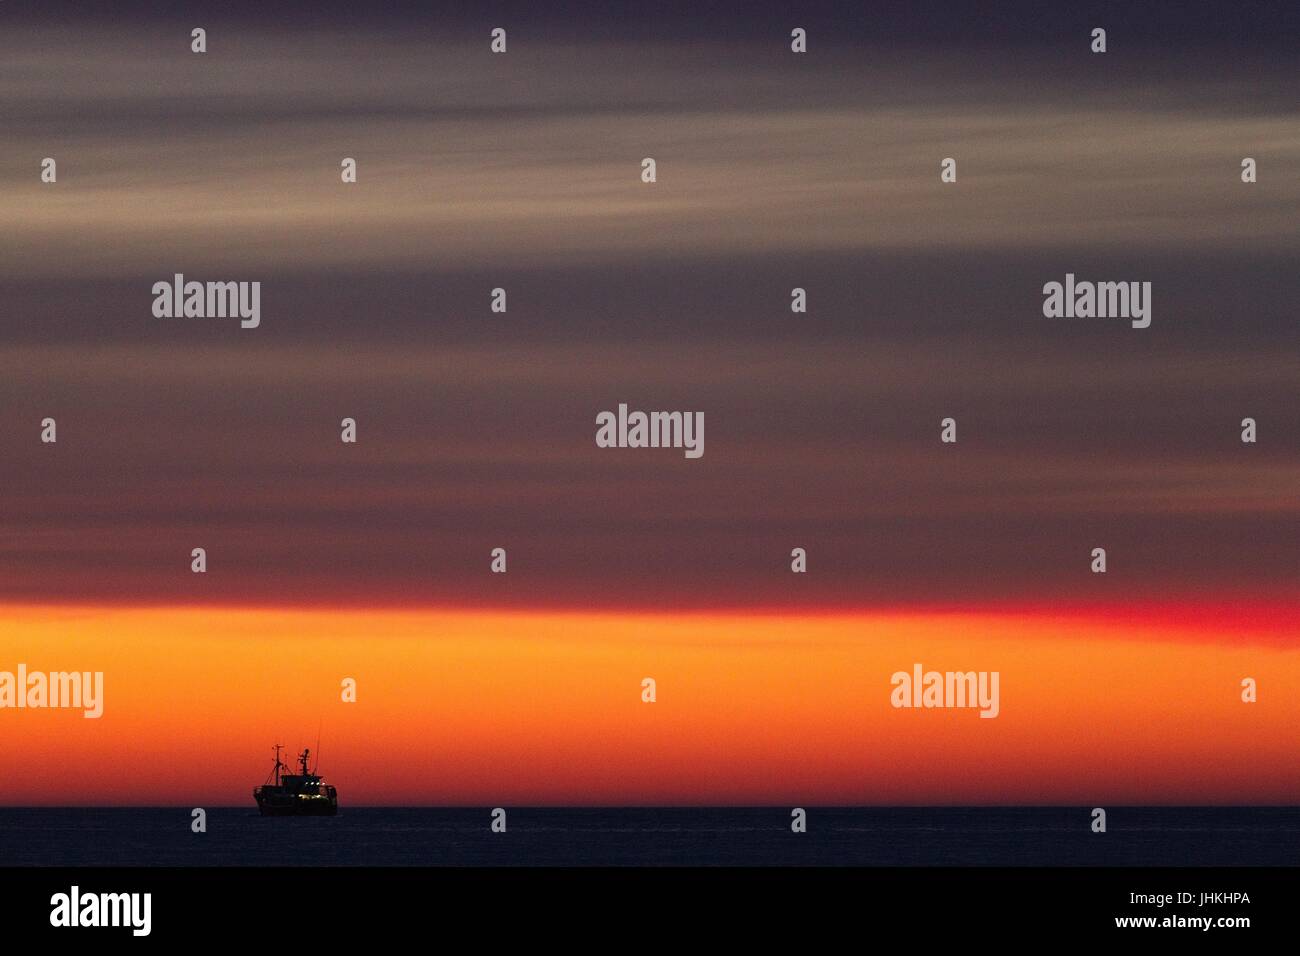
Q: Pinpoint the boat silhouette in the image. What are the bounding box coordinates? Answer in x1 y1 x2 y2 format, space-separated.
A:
254 744 338 816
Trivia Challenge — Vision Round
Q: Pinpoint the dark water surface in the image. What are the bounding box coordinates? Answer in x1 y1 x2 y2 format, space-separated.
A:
1 807 1295 866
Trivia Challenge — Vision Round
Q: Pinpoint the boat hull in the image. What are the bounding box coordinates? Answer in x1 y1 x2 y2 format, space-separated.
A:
254 786 338 816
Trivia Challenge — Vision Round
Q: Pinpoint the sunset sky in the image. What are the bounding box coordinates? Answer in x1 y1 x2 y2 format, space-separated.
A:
1 2 1296 804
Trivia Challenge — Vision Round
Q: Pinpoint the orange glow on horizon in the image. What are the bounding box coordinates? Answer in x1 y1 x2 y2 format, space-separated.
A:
1 603 1296 805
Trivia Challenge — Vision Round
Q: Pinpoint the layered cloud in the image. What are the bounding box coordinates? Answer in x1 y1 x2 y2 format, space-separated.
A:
1 14 1295 609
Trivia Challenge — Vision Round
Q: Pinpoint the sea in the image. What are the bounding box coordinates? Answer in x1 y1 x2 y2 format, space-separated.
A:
1 807 1296 866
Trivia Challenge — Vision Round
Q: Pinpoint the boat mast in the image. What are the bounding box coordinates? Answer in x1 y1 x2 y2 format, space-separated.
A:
273 743 284 786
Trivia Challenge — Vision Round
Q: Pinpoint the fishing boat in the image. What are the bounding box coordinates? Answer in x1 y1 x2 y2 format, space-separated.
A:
253 744 338 816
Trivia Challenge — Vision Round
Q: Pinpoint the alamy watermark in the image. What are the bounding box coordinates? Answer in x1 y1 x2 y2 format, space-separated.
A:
890 664 999 718
152 274 260 328
1042 273 1151 329
596 403 704 459
0 664 103 718
50 886 150 936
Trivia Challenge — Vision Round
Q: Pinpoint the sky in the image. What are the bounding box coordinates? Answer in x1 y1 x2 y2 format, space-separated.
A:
0 1 1296 804
2 605 1298 806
